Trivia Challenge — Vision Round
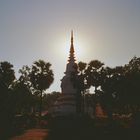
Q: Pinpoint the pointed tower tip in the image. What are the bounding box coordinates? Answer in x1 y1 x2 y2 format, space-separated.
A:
71 30 73 45
70 30 74 54
71 30 73 38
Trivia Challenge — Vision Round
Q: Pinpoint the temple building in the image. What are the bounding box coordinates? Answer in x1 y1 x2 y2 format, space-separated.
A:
49 31 105 118
51 31 78 116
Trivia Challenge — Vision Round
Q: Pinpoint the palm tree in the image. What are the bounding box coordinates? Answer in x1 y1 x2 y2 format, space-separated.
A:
77 62 87 113
86 60 104 94
70 61 87 113
85 60 104 117
29 60 54 117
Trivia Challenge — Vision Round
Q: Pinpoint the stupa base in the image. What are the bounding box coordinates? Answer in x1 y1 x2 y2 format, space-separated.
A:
50 94 77 117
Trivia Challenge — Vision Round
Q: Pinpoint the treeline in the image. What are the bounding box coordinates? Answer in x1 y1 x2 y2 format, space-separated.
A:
75 56 140 120
1 56 140 135
0 59 60 136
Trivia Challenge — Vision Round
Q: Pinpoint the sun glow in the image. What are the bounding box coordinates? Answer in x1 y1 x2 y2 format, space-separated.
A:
63 39 83 61
54 33 88 62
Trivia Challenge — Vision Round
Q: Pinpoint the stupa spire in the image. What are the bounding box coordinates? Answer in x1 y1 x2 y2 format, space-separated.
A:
65 30 76 74
71 30 73 45
70 30 74 54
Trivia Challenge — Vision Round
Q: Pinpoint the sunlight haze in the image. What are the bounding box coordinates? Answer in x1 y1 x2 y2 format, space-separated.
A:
0 0 140 92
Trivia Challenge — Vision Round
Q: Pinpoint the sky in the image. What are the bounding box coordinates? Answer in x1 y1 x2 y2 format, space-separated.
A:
0 0 140 93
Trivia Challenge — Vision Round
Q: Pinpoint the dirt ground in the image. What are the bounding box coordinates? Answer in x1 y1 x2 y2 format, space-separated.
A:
9 129 48 140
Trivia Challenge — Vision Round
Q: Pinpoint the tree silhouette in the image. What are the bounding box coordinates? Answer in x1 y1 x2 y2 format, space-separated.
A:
100 66 125 119
0 61 15 88
86 60 104 93
0 61 15 133
12 80 33 114
29 60 54 117
122 57 140 113
0 61 15 107
85 60 104 116
100 58 140 119
18 65 31 87
76 62 87 113
70 61 88 113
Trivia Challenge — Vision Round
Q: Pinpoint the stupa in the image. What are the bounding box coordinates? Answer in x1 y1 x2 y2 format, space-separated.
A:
51 31 78 116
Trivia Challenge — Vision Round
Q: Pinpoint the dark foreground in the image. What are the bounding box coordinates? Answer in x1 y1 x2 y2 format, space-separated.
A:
45 115 140 140
1 114 140 140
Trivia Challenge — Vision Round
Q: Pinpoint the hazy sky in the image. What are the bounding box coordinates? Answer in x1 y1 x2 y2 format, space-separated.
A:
0 0 140 92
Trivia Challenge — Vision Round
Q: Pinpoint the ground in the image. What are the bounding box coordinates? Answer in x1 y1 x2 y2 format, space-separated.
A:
9 129 48 140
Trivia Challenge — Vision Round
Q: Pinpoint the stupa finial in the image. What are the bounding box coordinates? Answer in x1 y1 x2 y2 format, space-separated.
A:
71 30 73 45
70 30 74 54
